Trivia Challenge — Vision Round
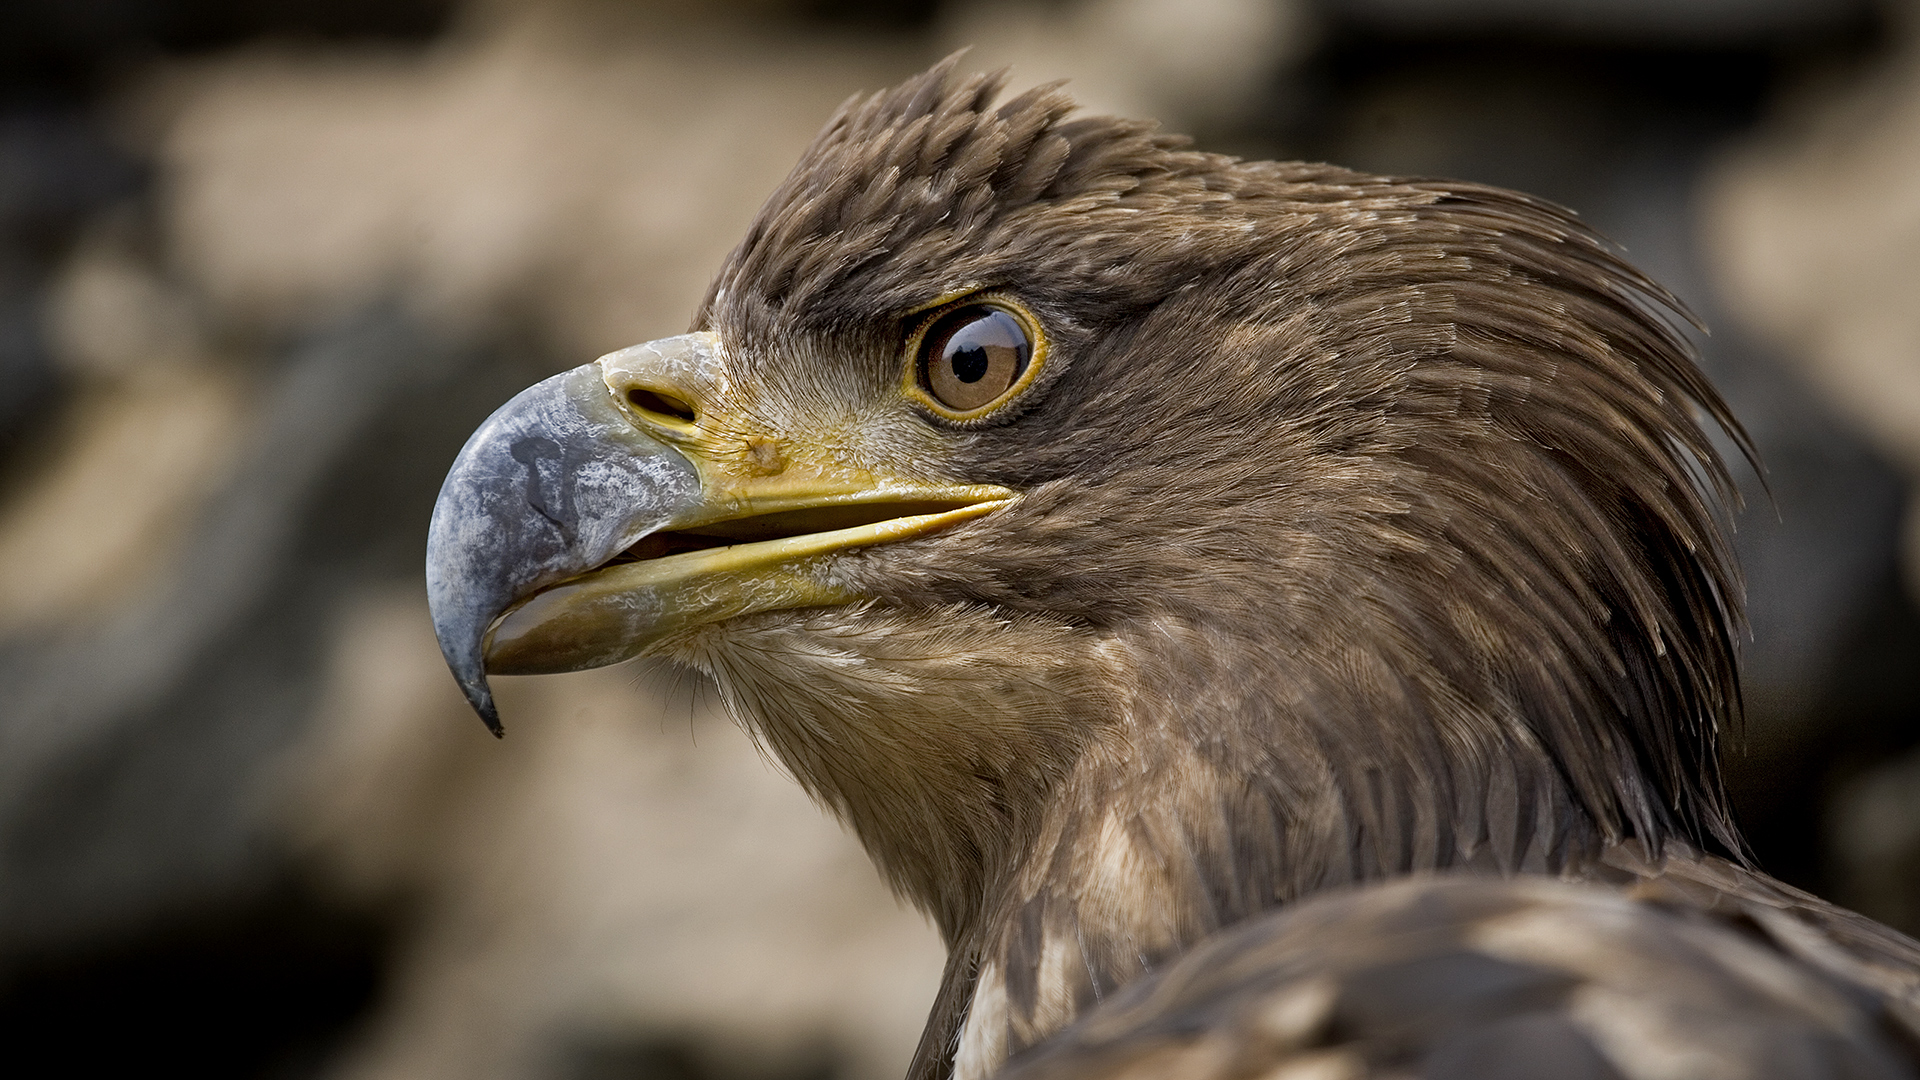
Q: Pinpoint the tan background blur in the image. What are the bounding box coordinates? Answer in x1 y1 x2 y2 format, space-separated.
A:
0 0 1916 1077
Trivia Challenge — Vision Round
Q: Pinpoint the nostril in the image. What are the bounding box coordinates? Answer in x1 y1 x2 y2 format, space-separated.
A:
626 387 697 424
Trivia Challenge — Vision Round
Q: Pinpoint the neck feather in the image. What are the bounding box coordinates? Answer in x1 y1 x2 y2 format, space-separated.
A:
950 619 1620 1076
662 604 1120 944
668 604 1676 1080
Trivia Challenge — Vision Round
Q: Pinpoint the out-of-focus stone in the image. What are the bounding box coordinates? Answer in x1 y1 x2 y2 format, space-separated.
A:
0 308 478 955
1830 747 1920 933
47 216 207 379
0 108 150 450
1702 31 1920 601
941 0 1309 132
0 218 241 632
0 365 245 632
1330 0 1868 43
146 9 930 359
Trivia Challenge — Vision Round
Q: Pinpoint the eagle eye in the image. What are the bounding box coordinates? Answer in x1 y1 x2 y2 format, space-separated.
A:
907 299 1043 420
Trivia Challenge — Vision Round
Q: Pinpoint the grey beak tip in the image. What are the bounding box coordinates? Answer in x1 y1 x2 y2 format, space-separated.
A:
448 659 506 737
475 690 506 739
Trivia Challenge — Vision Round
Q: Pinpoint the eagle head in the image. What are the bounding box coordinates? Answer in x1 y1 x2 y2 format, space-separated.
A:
426 57 1747 1077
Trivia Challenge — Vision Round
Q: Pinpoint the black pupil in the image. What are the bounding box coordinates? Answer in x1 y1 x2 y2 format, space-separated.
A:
941 308 1027 382
951 343 991 383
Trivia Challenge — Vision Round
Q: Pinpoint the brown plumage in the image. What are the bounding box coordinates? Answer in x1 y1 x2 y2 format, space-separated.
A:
426 57 1920 1080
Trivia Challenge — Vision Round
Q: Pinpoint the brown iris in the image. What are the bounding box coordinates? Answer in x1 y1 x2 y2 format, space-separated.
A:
916 304 1034 414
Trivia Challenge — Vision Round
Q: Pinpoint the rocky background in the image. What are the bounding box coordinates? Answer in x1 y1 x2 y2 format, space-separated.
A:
0 0 1916 1077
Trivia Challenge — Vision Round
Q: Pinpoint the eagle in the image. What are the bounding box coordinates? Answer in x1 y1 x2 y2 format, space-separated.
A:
425 59 1920 1080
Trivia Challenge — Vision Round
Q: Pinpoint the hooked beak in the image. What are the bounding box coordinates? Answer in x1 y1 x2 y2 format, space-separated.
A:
425 333 1011 735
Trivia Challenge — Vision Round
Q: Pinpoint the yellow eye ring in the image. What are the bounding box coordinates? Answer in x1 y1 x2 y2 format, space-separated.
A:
902 293 1048 422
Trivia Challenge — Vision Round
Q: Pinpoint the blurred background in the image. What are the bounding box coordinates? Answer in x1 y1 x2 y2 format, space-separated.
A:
0 0 1917 1076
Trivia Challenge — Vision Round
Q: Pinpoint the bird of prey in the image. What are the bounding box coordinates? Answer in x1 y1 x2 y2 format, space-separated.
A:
426 59 1920 1080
